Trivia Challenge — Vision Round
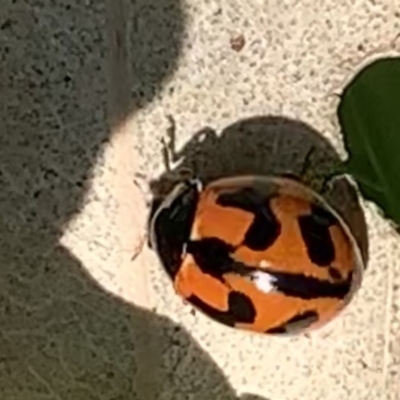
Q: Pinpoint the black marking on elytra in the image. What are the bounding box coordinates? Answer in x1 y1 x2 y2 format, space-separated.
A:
216 187 268 213
216 187 281 251
243 210 281 251
266 310 319 334
228 291 257 323
188 295 235 326
186 238 236 281
311 204 338 226
267 268 352 299
186 237 273 283
223 256 352 299
187 291 256 326
298 206 336 266
200 251 352 300
151 181 200 279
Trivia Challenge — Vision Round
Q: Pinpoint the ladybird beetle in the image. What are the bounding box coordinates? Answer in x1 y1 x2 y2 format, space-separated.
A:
149 122 364 336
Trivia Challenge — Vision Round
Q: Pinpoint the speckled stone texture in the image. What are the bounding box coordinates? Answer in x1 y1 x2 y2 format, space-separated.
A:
0 0 399 399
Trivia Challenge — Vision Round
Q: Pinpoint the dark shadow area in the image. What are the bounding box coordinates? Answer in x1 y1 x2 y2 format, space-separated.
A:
149 115 369 269
0 1 268 399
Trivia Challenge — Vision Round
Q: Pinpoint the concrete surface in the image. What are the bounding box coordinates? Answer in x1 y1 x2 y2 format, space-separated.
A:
0 0 399 399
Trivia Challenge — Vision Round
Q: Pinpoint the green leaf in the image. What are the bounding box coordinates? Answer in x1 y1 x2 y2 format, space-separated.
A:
337 57 400 224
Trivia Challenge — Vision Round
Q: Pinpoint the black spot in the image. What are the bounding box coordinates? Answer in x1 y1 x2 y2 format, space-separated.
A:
266 311 319 334
150 181 200 279
216 187 268 213
187 290 256 327
186 238 235 280
243 209 281 251
217 188 281 251
298 207 336 266
265 268 352 299
186 238 264 282
187 296 235 326
311 204 338 226
227 291 257 323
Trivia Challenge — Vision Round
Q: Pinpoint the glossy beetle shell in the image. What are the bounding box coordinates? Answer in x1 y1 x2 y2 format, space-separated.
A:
149 175 364 335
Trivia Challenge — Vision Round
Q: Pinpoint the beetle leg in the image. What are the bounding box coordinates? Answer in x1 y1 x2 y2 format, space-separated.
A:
160 115 193 181
160 114 177 173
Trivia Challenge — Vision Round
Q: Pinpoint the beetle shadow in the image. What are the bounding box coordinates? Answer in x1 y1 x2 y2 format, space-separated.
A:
0 1 274 399
148 115 369 269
